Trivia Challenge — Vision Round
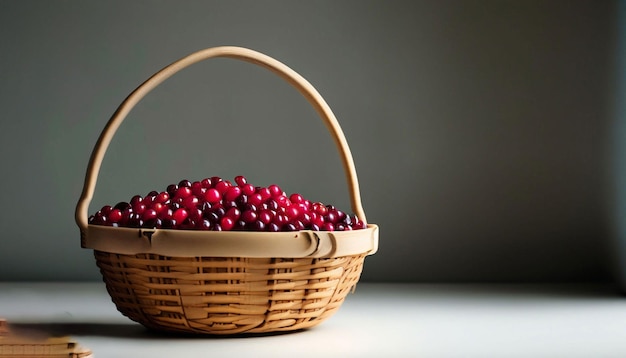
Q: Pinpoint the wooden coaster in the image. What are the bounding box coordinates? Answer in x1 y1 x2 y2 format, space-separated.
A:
0 319 92 357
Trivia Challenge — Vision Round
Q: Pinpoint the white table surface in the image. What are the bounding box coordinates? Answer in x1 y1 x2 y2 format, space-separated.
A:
1 282 626 357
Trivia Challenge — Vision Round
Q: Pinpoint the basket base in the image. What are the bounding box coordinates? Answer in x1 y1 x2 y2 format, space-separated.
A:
94 251 366 335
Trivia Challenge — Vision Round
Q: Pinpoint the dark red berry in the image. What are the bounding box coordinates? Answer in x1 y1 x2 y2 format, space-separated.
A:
166 184 178 196
234 175 247 186
201 178 212 188
241 210 257 223
173 208 188 223
114 202 131 211
108 209 122 223
220 217 235 231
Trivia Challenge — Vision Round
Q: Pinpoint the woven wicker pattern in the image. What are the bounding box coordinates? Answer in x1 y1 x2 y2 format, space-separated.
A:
95 251 366 334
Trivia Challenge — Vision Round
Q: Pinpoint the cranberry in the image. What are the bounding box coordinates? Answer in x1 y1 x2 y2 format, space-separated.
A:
241 210 257 223
268 184 282 198
252 220 265 231
235 194 248 208
289 193 304 204
214 180 231 194
258 210 273 224
161 218 176 229
257 187 271 201
267 223 280 232
241 184 255 196
201 178 212 188
182 195 199 209
142 209 158 222
108 209 123 223
130 195 142 207
225 207 241 221
220 217 235 231
172 208 188 223
198 219 212 230
175 186 192 199
114 202 131 211
156 192 169 204
249 193 264 207
204 188 221 204
166 184 178 196
313 202 327 216
191 181 203 195
224 186 242 202
234 175 247 186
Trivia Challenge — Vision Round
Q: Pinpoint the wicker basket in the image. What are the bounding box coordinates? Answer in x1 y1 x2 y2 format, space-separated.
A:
75 46 379 335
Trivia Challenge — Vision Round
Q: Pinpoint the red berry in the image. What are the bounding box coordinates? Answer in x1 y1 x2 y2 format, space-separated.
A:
289 193 304 204
313 202 327 216
108 209 122 223
241 210 257 223
257 187 271 201
284 205 300 220
191 181 203 196
258 210 273 224
249 193 264 207
197 219 212 230
142 209 158 221
182 195 199 209
268 184 282 198
225 207 241 221
220 217 235 231
155 192 169 204
132 202 146 215
175 186 192 199
130 196 142 207
322 223 335 231
173 208 188 223
201 178 212 188
241 183 255 196
224 186 242 202
166 184 178 196
234 175 247 186
204 188 221 204
276 195 290 208
214 180 231 194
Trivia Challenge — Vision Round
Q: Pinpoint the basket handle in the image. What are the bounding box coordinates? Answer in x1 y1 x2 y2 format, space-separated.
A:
75 46 367 232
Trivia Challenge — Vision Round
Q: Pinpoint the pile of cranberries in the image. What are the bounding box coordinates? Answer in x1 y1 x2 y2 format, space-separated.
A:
89 176 366 232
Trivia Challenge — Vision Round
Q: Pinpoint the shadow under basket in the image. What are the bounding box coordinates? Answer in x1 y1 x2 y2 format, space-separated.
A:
76 46 379 335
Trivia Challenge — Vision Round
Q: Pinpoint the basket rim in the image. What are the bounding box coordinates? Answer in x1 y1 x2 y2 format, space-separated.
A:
83 223 378 258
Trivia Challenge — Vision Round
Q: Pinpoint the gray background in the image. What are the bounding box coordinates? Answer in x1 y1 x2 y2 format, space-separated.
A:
0 0 621 283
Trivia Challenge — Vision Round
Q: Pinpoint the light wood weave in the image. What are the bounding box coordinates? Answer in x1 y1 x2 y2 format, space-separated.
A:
95 251 366 334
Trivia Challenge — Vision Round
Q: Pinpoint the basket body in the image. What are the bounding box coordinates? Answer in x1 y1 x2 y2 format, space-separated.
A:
95 251 366 334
